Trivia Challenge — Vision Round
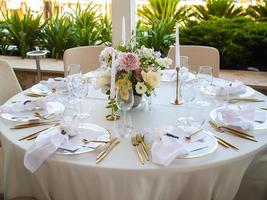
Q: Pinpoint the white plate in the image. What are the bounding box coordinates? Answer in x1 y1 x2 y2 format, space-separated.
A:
31 83 53 95
210 107 267 130
1 101 65 122
56 123 111 155
144 128 218 159
161 70 195 82
201 84 255 98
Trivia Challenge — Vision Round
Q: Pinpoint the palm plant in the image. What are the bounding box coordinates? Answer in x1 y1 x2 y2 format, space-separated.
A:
193 0 245 21
98 14 112 45
247 0 267 21
43 15 75 59
68 3 101 46
2 10 46 58
138 0 188 26
137 19 175 56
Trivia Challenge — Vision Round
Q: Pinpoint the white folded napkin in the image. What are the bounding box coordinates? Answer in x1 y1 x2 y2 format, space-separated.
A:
161 68 189 82
0 99 45 113
149 126 208 166
151 136 188 166
215 80 245 96
24 121 79 173
215 107 266 130
39 77 67 91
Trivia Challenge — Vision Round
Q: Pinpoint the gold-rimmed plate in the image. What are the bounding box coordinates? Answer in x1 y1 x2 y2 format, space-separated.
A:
56 123 111 155
210 107 267 130
143 127 218 159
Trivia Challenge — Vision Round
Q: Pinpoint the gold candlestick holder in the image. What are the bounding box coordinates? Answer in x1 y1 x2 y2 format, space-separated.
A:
106 99 120 121
171 67 183 105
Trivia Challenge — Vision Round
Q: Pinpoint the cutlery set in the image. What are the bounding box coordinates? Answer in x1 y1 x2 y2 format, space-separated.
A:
131 134 150 165
209 120 259 150
96 138 120 164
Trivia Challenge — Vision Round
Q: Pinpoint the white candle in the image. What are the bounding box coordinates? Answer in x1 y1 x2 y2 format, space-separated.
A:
175 23 180 68
122 16 126 46
110 52 116 99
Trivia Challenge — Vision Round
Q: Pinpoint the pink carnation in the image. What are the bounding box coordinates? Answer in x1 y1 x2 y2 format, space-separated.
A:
118 53 140 71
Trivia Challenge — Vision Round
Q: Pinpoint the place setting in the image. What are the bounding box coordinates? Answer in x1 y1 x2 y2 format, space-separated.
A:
0 98 64 126
24 77 67 97
23 118 119 173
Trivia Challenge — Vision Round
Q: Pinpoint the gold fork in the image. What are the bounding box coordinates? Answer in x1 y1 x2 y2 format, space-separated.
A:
136 134 149 161
132 137 144 165
209 121 257 142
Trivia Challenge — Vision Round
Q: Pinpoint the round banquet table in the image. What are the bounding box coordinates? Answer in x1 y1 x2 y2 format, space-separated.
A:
1 80 267 200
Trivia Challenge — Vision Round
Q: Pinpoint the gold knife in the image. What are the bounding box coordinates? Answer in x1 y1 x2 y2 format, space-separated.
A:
18 127 51 141
209 121 254 138
214 135 239 150
260 107 267 111
228 98 265 103
96 138 120 164
11 121 59 129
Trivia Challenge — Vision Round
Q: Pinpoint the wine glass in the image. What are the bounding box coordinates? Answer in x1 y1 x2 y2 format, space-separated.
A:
195 66 213 106
71 74 90 120
178 105 206 132
177 79 196 127
114 87 134 138
67 64 81 76
179 56 189 82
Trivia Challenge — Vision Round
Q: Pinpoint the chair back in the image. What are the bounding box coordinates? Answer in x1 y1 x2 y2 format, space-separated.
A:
63 46 105 76
0 60 22 104
167 45 220 77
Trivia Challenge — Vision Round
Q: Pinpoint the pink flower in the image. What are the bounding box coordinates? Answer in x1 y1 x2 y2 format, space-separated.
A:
118 53 140 71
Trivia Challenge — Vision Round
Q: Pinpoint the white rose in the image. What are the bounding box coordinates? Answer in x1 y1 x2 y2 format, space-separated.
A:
141 70 147 82
140 46 153 58
95 68 111 89
157 58 173 68
99 47 115 65
95 77 110 89
135 82 147 94
142 71 160 88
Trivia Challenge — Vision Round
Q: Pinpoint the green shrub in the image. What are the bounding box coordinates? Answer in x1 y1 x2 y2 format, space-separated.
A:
0 21 11 55
98 14 112 46
137 19 175 57
42 15 75 59
181 17 267 70
138 0 188 26
247 0 267 21
193 0 245 21
2 10 46 58
68 3 101 46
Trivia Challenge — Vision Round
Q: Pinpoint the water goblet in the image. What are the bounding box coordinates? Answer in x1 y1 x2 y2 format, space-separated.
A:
71 74 90 120
195 66 213 106
114 87 134 138
177 79 196 127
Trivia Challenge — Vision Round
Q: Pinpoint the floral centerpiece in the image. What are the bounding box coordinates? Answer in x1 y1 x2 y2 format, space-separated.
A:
96 44 172 106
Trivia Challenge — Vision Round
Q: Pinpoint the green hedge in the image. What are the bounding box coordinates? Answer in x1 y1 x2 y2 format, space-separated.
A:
180 17 267 71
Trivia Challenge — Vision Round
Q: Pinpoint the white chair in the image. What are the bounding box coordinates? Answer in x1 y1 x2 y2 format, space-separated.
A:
63 46 105 76
0 60 22 197
0 60 22 105
167 45 220 77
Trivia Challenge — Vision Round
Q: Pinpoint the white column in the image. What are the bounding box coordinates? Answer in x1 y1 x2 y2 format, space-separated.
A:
112 0 136 47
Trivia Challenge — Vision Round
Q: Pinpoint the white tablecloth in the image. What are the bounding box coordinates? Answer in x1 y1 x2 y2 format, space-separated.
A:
1 81 267 200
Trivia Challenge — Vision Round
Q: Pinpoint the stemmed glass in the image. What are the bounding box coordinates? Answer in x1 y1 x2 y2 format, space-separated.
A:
71 74 90 120
179 56 189 81
195 66 213 106
114 87 134 138
177 79 196 127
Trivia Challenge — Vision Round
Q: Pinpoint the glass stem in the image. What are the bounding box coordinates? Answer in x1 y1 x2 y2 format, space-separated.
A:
79 98 82 114
123 109 127 128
